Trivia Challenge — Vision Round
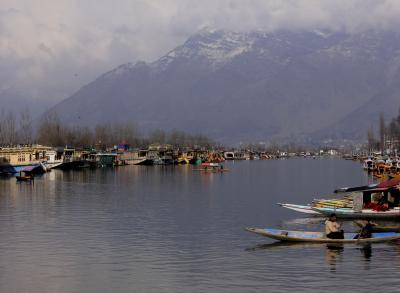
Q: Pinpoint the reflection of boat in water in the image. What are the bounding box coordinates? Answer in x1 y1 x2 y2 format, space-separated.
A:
245 228 400 243
245 241 330 252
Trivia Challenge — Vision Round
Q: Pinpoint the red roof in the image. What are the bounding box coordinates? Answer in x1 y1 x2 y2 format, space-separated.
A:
377 179 400 188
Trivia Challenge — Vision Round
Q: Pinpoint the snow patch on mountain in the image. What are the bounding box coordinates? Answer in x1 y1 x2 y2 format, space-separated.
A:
154 31 256 70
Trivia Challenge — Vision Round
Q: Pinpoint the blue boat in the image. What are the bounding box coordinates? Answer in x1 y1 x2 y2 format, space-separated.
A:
245 228 400 243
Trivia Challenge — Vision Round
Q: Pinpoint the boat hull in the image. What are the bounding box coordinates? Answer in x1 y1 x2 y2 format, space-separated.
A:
0 163 45 174
124 158 148 165
43 161 63 170
278 203 321 215
245 228 400 243
312 207 400 219
354 220 400 232
53 160 90 170
135 159 154 165
16 175 34 181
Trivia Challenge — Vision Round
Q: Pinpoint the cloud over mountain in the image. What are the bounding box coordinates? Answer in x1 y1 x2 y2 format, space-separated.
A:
2 0 400 111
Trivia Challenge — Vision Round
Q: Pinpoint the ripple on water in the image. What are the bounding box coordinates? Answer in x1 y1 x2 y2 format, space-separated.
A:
0 159 399 292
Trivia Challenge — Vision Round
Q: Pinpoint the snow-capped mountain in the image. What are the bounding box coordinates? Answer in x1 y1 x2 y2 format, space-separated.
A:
44 29 400 143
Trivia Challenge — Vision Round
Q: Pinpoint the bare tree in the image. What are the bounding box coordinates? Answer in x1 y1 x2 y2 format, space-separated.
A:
19 108 33 144
0 109 5 145
379 112 386 152
37 112 66 146
111 122 140 145
149 129 166 145
1 111 17 145
367 127 376 153
168 129 186 147
94 123 112 146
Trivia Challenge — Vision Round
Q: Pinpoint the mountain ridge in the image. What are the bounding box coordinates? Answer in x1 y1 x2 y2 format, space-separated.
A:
43 29 400 144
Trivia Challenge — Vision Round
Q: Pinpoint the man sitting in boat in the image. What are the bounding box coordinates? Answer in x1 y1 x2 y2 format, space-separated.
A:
354 218 375 239
325 214 344 239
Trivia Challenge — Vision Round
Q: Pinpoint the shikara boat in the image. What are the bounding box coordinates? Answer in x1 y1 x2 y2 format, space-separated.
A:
245 228 400 243
194 162 229 172
312 207 400 219
277 203 321 215
354 220 400 232
15 171 34 182
280 178 400 219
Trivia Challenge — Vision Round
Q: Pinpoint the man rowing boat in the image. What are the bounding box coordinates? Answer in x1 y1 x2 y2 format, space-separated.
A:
325 213 344 239
354 218 376 239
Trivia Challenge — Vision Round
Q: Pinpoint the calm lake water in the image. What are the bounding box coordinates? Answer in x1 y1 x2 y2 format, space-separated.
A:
1 158 400 293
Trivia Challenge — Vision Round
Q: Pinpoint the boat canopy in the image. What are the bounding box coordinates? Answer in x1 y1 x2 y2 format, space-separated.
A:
377 179 400 189
358 187 390 193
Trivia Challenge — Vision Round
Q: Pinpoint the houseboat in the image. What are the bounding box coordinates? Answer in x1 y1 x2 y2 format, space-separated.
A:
118 150 148 165
53 147 90 170
223 151 249 160
0 145 51 174
42 150 63 170
93 153 118 167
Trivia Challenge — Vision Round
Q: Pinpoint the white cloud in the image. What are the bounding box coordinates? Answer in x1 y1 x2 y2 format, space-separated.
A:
1 0 400 107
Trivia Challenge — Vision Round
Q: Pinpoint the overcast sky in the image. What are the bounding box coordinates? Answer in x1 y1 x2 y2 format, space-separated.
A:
1 0 400 108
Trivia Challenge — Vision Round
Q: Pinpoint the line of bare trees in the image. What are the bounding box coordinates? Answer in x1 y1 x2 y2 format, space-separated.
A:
0 110 216 149
367 109 400 153
0 109 32 145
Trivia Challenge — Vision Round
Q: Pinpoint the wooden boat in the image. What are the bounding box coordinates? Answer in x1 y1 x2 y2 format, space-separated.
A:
282 179 400 219
194 162 229 172
16 171 34 182
194 167 229 173
277 203 321 215
278 197 353 214
201 162 220 167
245 228 400 243
354 220 400 232
312 206 400 219
334 183 378 193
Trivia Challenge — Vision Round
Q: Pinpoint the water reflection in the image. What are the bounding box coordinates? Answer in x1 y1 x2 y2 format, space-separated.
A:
246 241 378 273
360 244 372 260
245 241 325 252
325 244 344 272
2 159 400 292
